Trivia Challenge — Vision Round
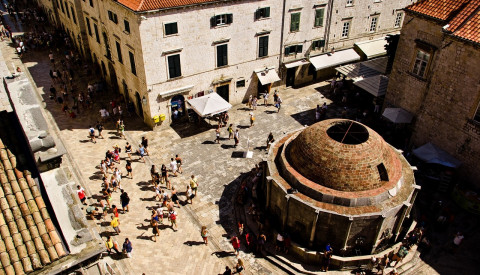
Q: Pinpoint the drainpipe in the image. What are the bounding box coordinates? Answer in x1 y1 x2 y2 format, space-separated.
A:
278 0 287 75
324 0 335 52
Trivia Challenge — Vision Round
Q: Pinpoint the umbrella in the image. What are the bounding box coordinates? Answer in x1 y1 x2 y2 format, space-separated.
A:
382 108 414 124
412 142 462 168
187 92 232 117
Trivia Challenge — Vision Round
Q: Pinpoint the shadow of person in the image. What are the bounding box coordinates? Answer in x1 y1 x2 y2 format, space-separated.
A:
211 251 236 258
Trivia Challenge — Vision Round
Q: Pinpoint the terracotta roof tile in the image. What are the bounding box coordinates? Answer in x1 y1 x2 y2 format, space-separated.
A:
117 0 220 11
0 139 66 274
408 0 480 44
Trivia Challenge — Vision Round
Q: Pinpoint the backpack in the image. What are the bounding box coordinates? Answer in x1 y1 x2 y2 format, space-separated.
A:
90 128 94 134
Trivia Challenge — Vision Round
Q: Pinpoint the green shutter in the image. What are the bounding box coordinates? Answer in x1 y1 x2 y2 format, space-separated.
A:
319 39 325 47
291 13 300 32
226 14 233 24
265 7 270 17
315 9 324 27
259 36 269 57
297 45 303 53
284 46 290 55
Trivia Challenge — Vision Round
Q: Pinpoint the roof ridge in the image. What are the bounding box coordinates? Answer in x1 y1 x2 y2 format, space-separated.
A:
137 0 146 11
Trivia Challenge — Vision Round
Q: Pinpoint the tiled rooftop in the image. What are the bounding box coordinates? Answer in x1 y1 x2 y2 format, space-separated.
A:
117 0 219 11
0 138 66 274
407 0 480 44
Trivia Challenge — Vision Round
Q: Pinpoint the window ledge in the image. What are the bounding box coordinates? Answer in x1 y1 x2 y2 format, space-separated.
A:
167 76 183 82
290 30 300 33
256 17 271 21
313 25 324 29
257 56 269 60
407 71 427 82
164 34 179 38
215 65 229 70
346 4 354 7
213 24 231 29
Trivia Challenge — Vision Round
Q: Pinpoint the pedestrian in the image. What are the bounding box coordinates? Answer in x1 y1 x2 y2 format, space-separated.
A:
252 97 257 110
88 126 96 143
76 185 87 205
231 236 241 255
120 189 130 213
190 175 198 197
266 132 274 151
110 215 121 234
201 226 209 245
257 233 266 252
175 154 183 174
227 124 233 139
275 232 284 252
238 222 244 236
141 137 149 155
249 112 255 127
171 187 180 207
234 129 239 147
222 266 232 275
215 127 221 143
138 144 146 163
275 96 282 112
234 259 245 275
151 165 160 183
151 217 160 242
186 185 194 204
161 164 171 189
170 158 178 177
96 121 104 139
119 121 126 139
125 160 133 179
452 232 464 253
86 206 98 220
169 209 178 230
105 236 120 255
273 90 278 102
112 205 119 218
321 247 333 272
263 91 269 106
122 238 132 258
247 95 253 109
125 142 132 160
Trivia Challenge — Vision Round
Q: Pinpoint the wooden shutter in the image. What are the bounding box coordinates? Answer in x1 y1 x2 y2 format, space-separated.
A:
168 55 181 78
284 46 290 55
226 14 233 24
315 9 324 27
319 39 325 47
255 10 259 20
259 36 268 57
210 16 217 27
172 22 178 34
265 7 270 17
291 13 300 31
297 44 303 53
217 45 228 67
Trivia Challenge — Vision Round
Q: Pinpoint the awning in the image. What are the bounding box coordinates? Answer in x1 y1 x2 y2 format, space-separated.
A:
255 68 281 85
159 85 194 98
382 107 414 124
413 142 462 168
284 59 310 68
309 49 360 71
187 92 232 117
354 37 388 59
354 75 389 97
335 56 388 79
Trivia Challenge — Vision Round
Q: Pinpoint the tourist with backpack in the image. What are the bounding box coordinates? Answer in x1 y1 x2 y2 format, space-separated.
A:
89 125 96 143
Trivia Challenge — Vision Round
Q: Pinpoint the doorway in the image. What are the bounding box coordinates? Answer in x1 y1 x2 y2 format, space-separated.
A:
171 95 185 121
216 85 229 102
286 67 296 87
135 92 144 119
108 62 118 93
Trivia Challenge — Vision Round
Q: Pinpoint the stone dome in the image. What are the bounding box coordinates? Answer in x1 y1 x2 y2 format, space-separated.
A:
286 119 401 192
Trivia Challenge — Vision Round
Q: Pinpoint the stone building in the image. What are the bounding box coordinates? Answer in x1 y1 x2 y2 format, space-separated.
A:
39 0 415 127
384 0 480 188
260 119 419 255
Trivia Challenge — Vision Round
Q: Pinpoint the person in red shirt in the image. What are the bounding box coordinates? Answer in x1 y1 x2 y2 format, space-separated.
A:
77 185 87 205
231 236 241 255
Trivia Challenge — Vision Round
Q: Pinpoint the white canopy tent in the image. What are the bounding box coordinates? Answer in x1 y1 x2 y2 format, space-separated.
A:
382 107 414 124
309 49 360 71
187 92 232 117
413 142 462 168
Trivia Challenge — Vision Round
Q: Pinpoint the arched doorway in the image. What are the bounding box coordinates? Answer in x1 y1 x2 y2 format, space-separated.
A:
108 62 118 93
171 95 185 121
135 92 144 119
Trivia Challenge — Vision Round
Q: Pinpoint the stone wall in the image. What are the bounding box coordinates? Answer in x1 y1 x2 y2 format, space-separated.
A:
385 13 480 188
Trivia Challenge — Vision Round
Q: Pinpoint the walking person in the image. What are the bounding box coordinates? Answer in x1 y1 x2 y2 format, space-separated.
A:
175 154 183 174
169 210 178 231
186 185 194 204
96 121 104 139
215 126 221 144
88 126 96 143
120 189 130 213
252 97 258 110
234 259 245 275
125 160 133 179
249 112 255 127
227 124 233 139
110 215 121 235
122 238 132 258
138 144 146 163
105 236 120 255
151 217 160 242
263 91 269 106
170 158 178 177
201 226 209 245
190 175 198 197
141 137 149 155
231 236 241 255
171 187 180 207
76 185 87 205
161 164 171 189
234 129 240 147
266 132 275 151
275 96 283 112
119 121 126 140
125 142 133 160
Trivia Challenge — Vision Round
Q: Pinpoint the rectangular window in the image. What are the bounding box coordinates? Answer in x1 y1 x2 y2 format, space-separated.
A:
290 13 300 32
108 11 118 24
89 0 93 8
165 22 178 35
168 54 182 78
93 23 100 43
129 51 136 75
124 20 130 33
115 41 123 64
474 103 480 123
86 17 92 36
370 16 378 32
395 12 403 28
412 49 431 78
342 21 350 38
65 2 70 18
236 80 245 88
312 39 325 50
346 0 354 6
314 9 324 27
211 14 233 27
258 36 269 58
284 44 303 56
60 1 65 13
70 7 76 24
255 7 270 20
216 44 228 67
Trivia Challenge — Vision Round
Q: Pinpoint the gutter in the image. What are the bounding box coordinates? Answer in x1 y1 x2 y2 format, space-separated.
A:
278 0 287 70
324 0 335 52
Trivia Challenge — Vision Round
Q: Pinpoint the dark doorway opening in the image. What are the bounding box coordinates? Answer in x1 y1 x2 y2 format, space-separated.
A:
286 67 296 87
135 92 144 119
216 85 229 102
171 95 185 121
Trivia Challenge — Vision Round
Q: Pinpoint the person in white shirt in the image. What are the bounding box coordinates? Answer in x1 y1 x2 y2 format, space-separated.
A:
170 158 178 176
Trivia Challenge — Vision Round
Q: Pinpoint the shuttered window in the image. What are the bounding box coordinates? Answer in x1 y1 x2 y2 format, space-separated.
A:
314 9 324 27
168 54 182 78
115 41 123 64
211 14 233 27
290 13 300 32
129 51 136 75
165 22 178 35
217 44 228 67
255 7 270 20
258 36 269 58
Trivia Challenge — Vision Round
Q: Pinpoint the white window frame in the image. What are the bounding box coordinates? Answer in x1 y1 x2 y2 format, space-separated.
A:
370 16 378 32
346 0 354 6
394 12 403 28
412 49 431 78
342 21 351 38
216 14 227 25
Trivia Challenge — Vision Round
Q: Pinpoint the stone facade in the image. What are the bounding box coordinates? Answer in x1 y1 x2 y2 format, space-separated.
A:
384 12 480 188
